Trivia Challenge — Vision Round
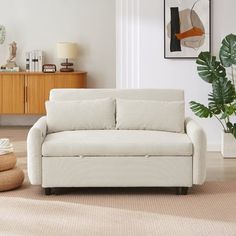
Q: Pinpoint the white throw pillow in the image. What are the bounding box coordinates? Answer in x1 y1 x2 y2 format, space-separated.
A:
116 99 185 133
46 98 115 133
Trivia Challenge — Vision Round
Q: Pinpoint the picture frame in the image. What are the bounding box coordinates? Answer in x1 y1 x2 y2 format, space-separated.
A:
164 0 211 59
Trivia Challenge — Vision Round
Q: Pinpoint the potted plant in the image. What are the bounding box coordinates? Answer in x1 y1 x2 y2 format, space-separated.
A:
190 34 236 158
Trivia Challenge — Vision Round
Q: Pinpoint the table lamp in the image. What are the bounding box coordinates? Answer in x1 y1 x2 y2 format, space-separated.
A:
57 42 77 72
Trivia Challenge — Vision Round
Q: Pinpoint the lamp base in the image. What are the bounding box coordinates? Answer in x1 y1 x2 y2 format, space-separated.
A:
60 68 74 72
60 59 74 72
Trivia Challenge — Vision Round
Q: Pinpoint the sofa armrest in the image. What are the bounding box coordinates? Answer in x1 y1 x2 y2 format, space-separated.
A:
27 116 47 185
185 117 207 185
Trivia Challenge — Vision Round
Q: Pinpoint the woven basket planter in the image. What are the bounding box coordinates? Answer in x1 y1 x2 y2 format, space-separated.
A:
0 153 16 172
0 168 24 192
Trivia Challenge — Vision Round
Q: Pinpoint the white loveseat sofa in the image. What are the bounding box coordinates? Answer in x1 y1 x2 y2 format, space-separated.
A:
27 89 206 195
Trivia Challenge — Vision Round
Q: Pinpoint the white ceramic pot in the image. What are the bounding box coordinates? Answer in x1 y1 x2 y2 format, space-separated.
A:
221 131 236 158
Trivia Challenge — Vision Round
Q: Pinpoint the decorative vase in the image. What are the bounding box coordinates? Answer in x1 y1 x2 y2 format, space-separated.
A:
221 131 236 158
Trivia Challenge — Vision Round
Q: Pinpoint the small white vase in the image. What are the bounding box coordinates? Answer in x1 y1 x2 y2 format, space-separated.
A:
221 131 236 158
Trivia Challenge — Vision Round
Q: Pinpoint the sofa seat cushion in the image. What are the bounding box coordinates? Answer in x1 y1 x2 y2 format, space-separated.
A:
42 130 193 157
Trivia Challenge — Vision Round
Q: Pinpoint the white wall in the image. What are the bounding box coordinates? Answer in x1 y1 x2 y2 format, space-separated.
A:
117 0 236 149
0 0 116 125
0 0 115 88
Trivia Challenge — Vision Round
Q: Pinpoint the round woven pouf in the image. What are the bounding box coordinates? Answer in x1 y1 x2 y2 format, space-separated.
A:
0 168 24 192
0 153 16 172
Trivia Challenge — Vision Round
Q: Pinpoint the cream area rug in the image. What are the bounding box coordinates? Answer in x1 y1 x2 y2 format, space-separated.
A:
0 197 236 236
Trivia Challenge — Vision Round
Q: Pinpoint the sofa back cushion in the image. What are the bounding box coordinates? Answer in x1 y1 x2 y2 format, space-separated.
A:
50 89 184 102
46 98 115 133
116 99 185 133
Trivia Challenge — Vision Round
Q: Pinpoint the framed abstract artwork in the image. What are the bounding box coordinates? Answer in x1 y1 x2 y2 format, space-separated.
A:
164 0 211 59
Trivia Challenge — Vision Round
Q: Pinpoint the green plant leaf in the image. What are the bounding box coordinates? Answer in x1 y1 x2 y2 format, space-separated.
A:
211 78 235 107
220 34 236 67
208 96 221 115
220 104 236 119
227 122 233 130
196 52 226 83
225 104 236 115
190 101 213 118
226 122 236 138
231 128 236 138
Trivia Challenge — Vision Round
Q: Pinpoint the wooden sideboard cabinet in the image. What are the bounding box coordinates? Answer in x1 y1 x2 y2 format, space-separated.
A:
0 71 87 115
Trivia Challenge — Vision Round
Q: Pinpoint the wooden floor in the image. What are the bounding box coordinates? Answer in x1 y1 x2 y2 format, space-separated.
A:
0 126 236 182
206 152 236 181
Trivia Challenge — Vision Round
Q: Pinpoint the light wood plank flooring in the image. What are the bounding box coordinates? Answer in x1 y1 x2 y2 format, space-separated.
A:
0 126 236 182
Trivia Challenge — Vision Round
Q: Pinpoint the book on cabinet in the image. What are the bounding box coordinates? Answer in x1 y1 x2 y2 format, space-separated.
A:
26 50 44 72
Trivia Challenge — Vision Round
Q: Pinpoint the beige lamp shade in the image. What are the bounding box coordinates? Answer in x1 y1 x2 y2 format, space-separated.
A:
57 42 77 59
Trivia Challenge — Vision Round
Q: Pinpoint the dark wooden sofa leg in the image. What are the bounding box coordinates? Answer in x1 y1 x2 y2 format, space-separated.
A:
176 187 189 195
182 187 189 195
44 187 52 195
176 187 181 195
